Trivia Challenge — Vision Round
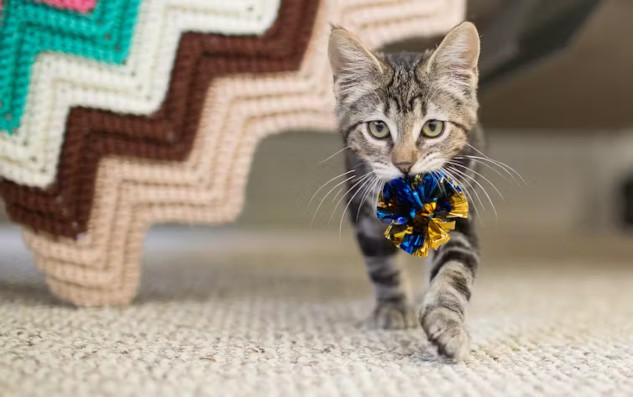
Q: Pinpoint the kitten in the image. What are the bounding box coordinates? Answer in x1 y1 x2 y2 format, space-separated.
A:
328 22 483 361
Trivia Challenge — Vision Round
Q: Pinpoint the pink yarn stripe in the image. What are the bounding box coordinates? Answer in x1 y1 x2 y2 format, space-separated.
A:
36 0 96 13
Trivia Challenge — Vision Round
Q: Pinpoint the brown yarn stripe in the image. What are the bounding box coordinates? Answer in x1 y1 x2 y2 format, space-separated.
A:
0 0 319 238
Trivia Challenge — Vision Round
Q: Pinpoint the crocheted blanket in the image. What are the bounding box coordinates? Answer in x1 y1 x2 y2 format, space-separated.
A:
0 0 465 306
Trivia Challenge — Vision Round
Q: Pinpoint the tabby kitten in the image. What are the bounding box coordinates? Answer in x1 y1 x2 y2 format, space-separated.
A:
328 22 483 361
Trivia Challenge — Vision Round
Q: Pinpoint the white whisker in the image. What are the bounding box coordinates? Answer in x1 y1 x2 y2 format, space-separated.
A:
329 172 374 223
317 146 350 166
430 170 448 196
448 160 504 200
339 172 376 239
305 169 354 211
456 156 512 184
310 174 356 229
371 176 383 202
465 143 525 184
448 165 498 218
330 171 374 209
356 175 380 222
459 155 521 185
442 167 483 221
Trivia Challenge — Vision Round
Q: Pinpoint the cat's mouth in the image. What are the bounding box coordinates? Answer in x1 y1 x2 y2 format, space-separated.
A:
369 163 404 182
371 162 447 182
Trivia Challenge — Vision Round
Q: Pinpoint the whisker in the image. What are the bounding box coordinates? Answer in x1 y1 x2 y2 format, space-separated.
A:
305 169 354 212
455 156 512 184
443 167 482 213
430 170 447 196
465 143 523 179
465 143 525 184
359 176 381 219
339 173 376 239
356 175 380 222
442 167 483 220
328 172 374 224
317 146 350 166
448 160 504 200
331 167 380 205
329 180 349 205
310 174 356 229
458 155 520 185
370 176 383 202
414 152 442 173
371 175 383 201
373 177 385 208
447 165 498 218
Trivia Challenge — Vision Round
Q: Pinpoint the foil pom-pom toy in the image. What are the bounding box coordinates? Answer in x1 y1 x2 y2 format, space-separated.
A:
376 171 469 257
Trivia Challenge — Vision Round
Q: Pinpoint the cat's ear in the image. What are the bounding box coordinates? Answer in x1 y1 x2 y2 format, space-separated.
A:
328 26 386 83
424 22 480 86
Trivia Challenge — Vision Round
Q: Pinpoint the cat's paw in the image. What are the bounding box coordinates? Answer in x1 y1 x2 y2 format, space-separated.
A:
419 306 470 362
362 300 419 330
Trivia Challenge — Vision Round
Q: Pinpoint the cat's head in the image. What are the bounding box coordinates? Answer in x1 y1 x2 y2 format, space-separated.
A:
328 22 480 181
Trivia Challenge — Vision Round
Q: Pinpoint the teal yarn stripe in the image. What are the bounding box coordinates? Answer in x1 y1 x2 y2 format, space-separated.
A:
0 0 141 133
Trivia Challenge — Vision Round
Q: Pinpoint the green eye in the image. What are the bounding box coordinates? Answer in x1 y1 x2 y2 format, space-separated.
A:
422 120 445 138
367 120 390 139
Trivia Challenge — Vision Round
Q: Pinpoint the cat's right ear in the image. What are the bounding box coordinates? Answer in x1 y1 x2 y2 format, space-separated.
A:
422 22 480 89
328 26 386 83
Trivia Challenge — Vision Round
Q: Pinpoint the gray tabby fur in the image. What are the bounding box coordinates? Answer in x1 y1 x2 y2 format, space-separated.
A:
328 22 483 361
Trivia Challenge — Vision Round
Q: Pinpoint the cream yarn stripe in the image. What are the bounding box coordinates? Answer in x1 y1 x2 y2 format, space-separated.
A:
0 0 280 187
23 0 466 306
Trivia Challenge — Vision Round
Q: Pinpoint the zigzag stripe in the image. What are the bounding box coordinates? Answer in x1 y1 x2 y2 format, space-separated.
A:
1 0 287 236
21 0 465 306
0 0 278 186
0 0 139 131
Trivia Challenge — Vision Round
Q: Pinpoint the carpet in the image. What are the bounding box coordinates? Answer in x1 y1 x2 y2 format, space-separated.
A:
1 226 632 396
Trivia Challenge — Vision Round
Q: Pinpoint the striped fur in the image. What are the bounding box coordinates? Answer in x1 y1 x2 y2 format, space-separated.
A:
329 23 483 360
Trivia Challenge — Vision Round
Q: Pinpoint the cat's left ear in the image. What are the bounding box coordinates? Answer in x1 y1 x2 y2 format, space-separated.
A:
423 22 480 87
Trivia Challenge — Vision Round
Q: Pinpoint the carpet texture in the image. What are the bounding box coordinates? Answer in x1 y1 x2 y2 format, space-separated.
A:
1 227 633 396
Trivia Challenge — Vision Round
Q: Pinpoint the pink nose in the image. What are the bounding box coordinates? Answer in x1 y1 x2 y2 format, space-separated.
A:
394 161 413 174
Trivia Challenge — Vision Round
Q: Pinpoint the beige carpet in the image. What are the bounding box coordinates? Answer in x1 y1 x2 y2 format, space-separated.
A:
1 226 633 397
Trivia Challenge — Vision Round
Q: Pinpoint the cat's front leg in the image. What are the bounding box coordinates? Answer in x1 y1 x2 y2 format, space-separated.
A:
353 209 418 329
420 218 479 361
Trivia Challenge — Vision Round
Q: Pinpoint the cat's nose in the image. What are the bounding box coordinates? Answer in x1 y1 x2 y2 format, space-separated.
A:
394 161 413 174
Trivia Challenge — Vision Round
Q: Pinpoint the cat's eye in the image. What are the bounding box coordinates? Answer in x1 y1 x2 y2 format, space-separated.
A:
421 120 445 138
367 120 390 139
